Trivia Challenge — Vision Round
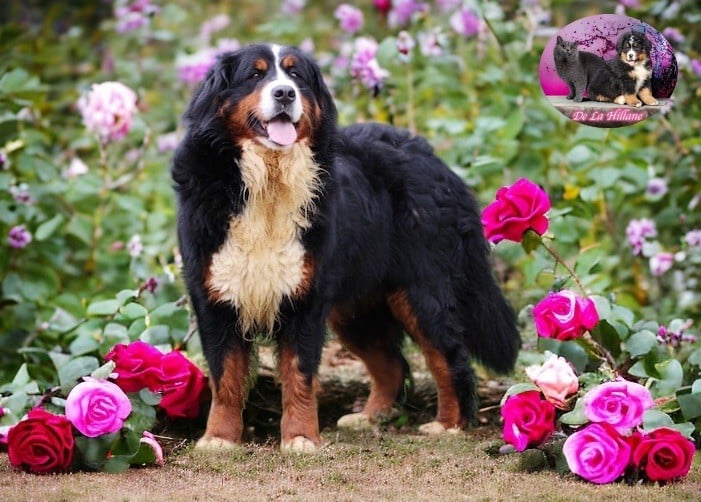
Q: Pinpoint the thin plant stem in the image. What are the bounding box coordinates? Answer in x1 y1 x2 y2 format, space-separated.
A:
540 240 587 295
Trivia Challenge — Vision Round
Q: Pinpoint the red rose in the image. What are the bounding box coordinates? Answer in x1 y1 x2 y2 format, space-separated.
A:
157 350 208 419
481 178 551 244
104 340 166 392
7 408 74 474
533 290 599 341
632 427 696 482
501 390 556 451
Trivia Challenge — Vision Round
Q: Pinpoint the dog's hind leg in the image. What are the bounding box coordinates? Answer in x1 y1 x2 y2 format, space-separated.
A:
387 290 472 435
330 300 411 430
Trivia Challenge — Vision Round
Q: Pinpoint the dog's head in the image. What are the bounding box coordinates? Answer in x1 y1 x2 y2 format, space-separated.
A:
184 44 337 151
616 31 651 65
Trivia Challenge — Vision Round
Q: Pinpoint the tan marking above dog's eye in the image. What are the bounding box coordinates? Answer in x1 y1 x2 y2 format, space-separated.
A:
281 55 297 70
254 59 268 72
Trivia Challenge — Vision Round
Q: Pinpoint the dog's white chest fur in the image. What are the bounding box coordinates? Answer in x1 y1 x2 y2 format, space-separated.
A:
206 140 319 333
631 62 651 92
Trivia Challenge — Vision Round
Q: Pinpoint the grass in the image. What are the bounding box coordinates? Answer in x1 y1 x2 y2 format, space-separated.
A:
1 426 700 501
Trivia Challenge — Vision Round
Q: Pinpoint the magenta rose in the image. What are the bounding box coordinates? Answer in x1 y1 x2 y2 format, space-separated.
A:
563 422 632 484
533 290 599 341
7 408 75 474
157 350 208 419
632 427 696 482
105 340 167 393
481 178 551 244
583 380 654 433
65 378 132 438
501 390 556 451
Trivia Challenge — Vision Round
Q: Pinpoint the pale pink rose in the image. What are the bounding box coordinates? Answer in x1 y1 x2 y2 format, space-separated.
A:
78 82 138 143
583 380 654 433
65 378 132 437
525 353 579 409
140 431 165 466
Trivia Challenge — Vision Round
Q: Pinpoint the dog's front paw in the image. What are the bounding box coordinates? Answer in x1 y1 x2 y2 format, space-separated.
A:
614 96 626 105
195 436 240 451
280 436 319 455
336 412 374 431
418 421 463 436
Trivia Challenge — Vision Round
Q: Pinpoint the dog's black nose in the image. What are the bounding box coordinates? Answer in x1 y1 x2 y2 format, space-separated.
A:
272 85 296 106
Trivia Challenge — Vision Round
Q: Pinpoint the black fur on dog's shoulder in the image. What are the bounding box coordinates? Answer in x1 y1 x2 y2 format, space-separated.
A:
173 44 520 448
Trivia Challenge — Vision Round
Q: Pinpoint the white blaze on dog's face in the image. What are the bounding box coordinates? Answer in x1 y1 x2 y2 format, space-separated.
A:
625 36 637 63
257 45 304 149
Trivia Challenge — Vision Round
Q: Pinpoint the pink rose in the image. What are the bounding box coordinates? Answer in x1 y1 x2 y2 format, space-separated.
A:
105 340 168 393
157 350 208 419
501 390 556 451
525 353 579 410
77 81 138 143
632 427 696 482
583 380 654 433
140 431 165 466
481 178 551 244
563 423 632 484
65 379 132 438
533 290 599 341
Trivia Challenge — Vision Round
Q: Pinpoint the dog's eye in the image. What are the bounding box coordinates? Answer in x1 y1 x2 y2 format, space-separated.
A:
289 69 300 79
250 71 262 80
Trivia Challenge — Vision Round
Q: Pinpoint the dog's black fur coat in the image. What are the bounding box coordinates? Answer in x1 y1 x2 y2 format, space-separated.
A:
172 44 519 446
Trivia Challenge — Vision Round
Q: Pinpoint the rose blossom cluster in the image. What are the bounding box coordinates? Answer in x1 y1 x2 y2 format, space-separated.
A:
349 37 390 94
105 340 207 419
77 82 138 143
6 378 162 474
114 0 160 33
564 381 694 484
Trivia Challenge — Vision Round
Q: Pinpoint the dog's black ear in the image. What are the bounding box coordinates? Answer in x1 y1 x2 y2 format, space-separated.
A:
183 51 239 136
615 32 627 53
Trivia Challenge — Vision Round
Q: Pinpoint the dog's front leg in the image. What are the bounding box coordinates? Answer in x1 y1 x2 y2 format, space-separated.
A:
277 319 324 454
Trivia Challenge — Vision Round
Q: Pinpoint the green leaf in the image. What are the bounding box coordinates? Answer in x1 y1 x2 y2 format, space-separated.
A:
677 384 701 420
652 359 684 397
521 229 542 254
58 356 99 391
120 302 148 321
138 388 162 406
103 456 131 473
75 432 118 470
69 332 100 356
125 395 158 434
91 361 116 380
623 330 657 358
140 325 170 345
129 441 157 466
642 409 674 431
34 214 65 241
86 299 121 317
559 398 587 426
499 383 540 405
688 348 701 367
110 429 141 458
116 289 139 305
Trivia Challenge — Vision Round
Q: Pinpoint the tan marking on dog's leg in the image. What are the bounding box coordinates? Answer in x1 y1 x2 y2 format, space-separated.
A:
638 87 658 106
279 345 321 454
197 350 249 449
624 93 642 107
387 291 464 432
595 95 612 103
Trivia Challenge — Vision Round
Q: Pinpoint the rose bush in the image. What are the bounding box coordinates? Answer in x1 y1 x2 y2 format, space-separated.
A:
533 290 599 341
65 378 132 437
501 390 555 452
7 409 74 474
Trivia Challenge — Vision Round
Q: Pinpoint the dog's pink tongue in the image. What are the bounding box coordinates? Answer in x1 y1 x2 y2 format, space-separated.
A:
267 120 297 146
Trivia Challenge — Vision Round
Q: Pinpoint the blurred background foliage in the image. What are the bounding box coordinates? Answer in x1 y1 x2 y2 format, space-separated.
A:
0 0 699 402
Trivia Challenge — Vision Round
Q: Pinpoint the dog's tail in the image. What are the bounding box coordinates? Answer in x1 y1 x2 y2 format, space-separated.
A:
456 220 521 374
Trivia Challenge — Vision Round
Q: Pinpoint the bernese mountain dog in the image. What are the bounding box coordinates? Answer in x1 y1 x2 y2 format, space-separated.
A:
589 30 659 107
172 43 520 453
